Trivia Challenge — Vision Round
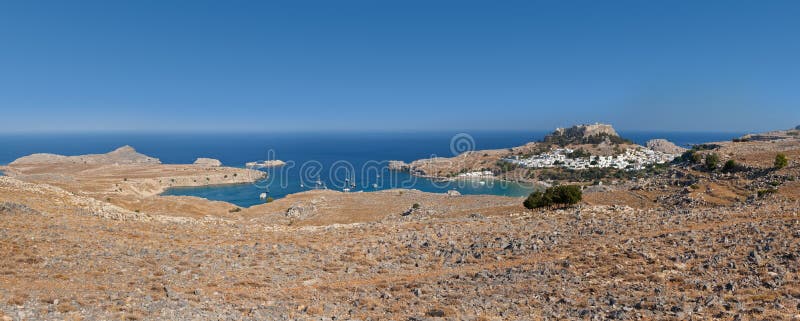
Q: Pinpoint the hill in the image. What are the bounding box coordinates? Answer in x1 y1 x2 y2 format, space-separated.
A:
10 145 161 165
542 123 631 146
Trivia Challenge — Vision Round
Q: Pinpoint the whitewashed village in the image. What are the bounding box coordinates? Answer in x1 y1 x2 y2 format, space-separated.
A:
503 147 680 171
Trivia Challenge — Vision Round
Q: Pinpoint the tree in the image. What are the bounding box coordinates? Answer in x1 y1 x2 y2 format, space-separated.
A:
722 159 737 173
523 191 551 209
775 153 788 169
523 185 582 209
551 185 582 206
705 153 720 171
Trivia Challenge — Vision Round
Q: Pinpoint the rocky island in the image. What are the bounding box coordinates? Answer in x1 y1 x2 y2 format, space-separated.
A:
1 127 800 320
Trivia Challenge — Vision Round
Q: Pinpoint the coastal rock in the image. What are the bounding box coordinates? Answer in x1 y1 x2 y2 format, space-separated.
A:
10 145 161 165
388 160 410 172
446 190 461 197
646 139 687 154
193 158 222 167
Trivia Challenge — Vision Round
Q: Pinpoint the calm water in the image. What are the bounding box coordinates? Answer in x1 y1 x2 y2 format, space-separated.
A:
0 131 742 207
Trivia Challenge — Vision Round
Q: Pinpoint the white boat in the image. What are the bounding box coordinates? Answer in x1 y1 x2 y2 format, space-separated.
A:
259 192 267 199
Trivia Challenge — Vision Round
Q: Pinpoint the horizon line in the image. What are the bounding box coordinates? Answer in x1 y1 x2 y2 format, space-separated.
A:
0 128 763 135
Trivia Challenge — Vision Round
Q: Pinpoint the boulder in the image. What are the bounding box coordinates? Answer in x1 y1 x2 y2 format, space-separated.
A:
193 158 222 167
286 203 317 220
446 190 461 197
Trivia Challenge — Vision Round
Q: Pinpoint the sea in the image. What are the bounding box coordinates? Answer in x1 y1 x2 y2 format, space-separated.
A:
0 131 742 207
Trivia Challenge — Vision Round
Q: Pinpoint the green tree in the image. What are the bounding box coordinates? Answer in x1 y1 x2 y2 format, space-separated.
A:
722 159 737 173
775 153 788 169
523 191 551 209
551 185 582 206
523 185 582 209
705 153 720 171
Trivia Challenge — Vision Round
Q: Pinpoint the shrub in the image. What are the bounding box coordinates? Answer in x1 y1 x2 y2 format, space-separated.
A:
705 153 720 171
266 197 274 203
229 207 242 213
523 185 582 209
757 189 777 198
679 150 703 164
412 203 420 209
775 153 788 169
722 159 737 173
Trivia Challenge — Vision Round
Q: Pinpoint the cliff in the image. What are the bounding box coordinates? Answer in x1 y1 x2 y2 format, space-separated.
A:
543 123 628 146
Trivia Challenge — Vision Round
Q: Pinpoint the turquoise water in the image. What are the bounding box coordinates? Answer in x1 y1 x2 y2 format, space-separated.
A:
0 131 742 207
165 177 537 208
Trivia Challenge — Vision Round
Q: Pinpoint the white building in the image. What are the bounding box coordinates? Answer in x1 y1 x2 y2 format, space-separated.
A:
503 147 679 171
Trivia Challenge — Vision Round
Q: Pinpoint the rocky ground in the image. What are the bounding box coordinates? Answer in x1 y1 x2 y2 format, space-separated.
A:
1 132 800 320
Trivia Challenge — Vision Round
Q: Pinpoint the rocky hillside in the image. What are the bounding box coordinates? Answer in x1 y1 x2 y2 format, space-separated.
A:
543 123 628 146
646 138 687 154
10 145 160 165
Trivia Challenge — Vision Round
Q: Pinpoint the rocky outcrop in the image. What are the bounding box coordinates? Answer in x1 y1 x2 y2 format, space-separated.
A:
543 123 627 145
551 123 618 138
10 145 160 165
0 202 41 215
286 203 318 220
646 139 687 154
193 158 222 167
388 160 410 172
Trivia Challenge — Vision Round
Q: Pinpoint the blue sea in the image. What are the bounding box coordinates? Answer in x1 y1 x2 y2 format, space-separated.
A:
0 131 742 207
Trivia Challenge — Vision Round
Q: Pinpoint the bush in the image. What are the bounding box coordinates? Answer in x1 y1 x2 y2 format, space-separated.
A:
775 153 788 169
757 189 777 198
705 153 720 171
722 159 737 173
266 197 274 203
679 150 703 164
523 185 582 209
412 203 420 209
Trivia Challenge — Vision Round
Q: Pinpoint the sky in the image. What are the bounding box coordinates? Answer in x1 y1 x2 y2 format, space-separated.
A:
0 0 798 133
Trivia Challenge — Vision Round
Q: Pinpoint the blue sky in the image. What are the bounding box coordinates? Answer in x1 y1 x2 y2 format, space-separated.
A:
0 0 798 133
